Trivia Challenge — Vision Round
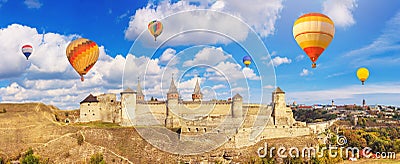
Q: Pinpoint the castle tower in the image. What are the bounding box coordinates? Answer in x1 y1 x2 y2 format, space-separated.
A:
231 93 243 118
272 87 295 126
120 88 136 126
165 76 180 129
192 78 203 102
136 78 144 102
362 99 366 107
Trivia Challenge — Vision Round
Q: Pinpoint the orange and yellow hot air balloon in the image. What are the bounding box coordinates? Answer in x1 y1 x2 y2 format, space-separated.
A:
66 38 99 81
148 20 163 41
356 67 369 85
293 13 335 68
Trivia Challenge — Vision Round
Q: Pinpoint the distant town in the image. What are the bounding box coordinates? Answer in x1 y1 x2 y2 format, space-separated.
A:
291 100 400 127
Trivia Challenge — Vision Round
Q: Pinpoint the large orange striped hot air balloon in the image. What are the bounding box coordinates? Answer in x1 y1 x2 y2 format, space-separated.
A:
293 13 335 68
66 38 99 81
148 20 163 41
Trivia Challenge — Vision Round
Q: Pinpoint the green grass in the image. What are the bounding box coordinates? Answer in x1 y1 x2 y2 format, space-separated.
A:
73 121 121 128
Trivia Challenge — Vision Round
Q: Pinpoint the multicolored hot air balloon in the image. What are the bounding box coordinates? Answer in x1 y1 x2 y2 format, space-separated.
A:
148 20 163 41
293 13 335 68
357 67 369 85
21 44 33 60
243 55 252 67
66 38 99 82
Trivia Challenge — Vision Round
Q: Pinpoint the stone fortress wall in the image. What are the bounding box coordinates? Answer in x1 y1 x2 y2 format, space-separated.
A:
79 78 329 148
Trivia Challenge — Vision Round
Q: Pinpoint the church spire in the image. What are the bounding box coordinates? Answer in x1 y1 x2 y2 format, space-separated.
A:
167 74 179 100
193 77 201 94
192 76 202 101
168 74 178 94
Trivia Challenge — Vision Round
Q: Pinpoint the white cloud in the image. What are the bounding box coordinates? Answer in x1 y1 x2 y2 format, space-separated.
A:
263 85 274 89
24 0 42 9
159 48 177 65
242 67 260 80
322 0 357 28
345 11 400 65
219 0 283 37
270 56 292 66
125 0 284 44
183 47 229 67
0 24 170 109
295 54 305 61
212 84 226 90
300 68 311 76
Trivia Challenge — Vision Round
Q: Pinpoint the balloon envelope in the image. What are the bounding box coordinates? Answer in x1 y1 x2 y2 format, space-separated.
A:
357 67 369 85
66 38 99 81
21 44 33 60
293 13 335 68
148 20 163 41
243 56 251 67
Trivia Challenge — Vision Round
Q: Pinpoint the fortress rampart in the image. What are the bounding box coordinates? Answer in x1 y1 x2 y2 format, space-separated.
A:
78 78 329 148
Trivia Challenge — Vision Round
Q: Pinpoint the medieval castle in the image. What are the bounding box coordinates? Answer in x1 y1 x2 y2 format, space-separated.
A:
79 77 326 147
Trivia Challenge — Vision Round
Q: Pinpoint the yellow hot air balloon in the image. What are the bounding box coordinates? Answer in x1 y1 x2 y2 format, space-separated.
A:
293 13 335 68
357 67 369 85
66 38 99 81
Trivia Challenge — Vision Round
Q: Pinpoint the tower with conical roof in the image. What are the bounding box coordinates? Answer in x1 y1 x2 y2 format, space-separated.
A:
136 78 144 102
167 75 179 100
165 75 180 129
192 78 203 102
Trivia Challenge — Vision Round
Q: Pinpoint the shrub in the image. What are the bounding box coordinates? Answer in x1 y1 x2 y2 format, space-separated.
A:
90 153 105 164
77 133 84 146
21 148 40 164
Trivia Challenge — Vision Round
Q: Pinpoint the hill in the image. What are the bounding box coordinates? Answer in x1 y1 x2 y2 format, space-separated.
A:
0 103 397 163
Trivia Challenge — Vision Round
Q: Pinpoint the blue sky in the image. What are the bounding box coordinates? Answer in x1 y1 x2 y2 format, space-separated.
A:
0 0 399 109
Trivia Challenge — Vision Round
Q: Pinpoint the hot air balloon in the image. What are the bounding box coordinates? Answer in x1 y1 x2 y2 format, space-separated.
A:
357 67 369 85
243 56 251 67
148 20 163 41
66 38 99 81
293 13 335 68
21 44 33 60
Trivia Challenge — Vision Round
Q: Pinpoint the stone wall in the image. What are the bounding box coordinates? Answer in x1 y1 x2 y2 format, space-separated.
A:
79 102 102 122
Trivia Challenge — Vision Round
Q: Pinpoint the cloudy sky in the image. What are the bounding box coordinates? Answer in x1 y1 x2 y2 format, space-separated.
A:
0 0 399 109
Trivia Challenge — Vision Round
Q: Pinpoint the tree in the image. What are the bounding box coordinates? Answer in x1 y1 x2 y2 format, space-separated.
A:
90 153 106 164
21 148 40 164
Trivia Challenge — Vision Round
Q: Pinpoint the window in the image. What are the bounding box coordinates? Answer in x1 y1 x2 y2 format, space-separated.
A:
93 113 95 116
84 114 87 116
196 128 199 132
204 128 206 132
88 104 90 106
188 128 191 132
111 100 114 103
